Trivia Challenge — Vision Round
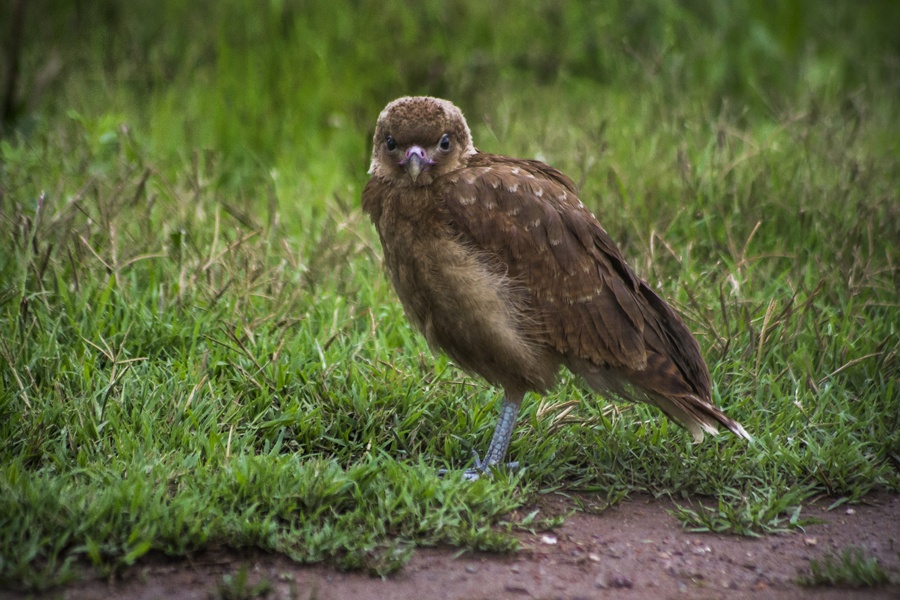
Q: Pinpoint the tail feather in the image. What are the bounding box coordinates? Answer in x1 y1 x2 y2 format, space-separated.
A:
647 392 753 443
567 357 752 443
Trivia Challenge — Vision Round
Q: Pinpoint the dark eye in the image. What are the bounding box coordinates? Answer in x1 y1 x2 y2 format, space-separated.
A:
439 134 451 151
385 135 397 151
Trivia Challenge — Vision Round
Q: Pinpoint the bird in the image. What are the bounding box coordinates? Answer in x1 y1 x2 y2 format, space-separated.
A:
362 96 751 478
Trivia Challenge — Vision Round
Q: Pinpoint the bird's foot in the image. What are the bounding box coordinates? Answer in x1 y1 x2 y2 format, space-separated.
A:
439 450 520 481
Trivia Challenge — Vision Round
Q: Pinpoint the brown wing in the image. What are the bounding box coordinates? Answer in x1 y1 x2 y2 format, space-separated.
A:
437 152 712 401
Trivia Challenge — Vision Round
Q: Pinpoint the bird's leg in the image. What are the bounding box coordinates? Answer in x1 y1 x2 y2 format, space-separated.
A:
481 394 522 467
462 392 523 480
437 392 524 480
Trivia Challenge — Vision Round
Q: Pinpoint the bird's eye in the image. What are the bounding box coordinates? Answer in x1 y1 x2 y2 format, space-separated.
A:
439 134 451 151
385 135 397 151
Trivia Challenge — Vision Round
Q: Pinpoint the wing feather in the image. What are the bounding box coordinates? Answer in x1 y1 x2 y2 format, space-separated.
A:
438 152 710 400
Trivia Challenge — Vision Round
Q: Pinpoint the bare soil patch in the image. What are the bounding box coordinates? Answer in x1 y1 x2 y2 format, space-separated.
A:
5 493 898 600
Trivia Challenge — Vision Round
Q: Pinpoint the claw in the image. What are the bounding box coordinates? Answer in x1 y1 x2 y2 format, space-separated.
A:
436 451 520 480
462 468 482 481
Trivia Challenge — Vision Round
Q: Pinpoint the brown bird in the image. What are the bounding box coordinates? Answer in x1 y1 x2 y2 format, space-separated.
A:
362 96 750 478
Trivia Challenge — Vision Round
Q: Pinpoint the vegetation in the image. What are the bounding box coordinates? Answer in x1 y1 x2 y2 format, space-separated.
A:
215 564 274 600
1 0 897 590
799 547 894 588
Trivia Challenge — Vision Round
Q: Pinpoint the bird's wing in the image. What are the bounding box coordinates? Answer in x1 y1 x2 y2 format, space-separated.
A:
438 153 710 399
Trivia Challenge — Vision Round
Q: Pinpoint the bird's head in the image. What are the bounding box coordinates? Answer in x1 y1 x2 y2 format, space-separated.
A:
368 96 476 187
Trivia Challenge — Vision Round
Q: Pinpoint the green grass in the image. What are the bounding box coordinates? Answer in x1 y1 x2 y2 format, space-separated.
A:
214 565 274 600
668 484 822 537
1 0 899 591
799 547 895 588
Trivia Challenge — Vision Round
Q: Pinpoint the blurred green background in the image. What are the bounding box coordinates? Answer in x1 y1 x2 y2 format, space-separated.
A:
6 0 898 185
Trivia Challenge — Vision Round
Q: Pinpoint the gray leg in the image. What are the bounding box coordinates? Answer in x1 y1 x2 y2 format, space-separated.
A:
462 392 523 480
481 393 522 467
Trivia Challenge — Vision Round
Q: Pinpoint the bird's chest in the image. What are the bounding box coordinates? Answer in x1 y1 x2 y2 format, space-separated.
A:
376 205 553 391
378 212 466 327
376 204 511 343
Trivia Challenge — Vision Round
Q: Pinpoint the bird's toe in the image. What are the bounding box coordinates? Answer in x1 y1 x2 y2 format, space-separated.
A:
436 449 519 480
462 468 483 481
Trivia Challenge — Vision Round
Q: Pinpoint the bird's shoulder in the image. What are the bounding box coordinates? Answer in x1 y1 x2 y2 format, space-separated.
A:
456 152 579 195
436 152 632 281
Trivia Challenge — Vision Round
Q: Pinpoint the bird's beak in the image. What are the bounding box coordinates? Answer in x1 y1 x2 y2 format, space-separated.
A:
401 146 433 183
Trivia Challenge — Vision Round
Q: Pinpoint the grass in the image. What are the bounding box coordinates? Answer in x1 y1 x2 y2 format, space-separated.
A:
1 0 899 591
215 565 274 600
799 547 895 588
668 484 823 537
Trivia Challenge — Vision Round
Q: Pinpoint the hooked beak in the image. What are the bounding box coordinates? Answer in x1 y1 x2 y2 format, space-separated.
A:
400 146 433 183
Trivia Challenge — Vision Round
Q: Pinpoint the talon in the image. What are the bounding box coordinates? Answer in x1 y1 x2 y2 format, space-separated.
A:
438 467 483 480
436 460 519 480
462 468 482 481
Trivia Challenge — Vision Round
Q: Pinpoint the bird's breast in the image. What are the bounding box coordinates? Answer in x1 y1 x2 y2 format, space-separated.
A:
376 211 557 393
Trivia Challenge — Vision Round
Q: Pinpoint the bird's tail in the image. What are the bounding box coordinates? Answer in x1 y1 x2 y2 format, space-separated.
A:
568 358 752 443
644 391 752 443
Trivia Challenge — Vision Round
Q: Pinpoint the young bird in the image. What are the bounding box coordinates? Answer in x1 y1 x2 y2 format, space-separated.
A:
362 96 750 479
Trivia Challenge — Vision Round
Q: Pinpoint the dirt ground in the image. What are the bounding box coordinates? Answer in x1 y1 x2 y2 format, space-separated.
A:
5 493 898 600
